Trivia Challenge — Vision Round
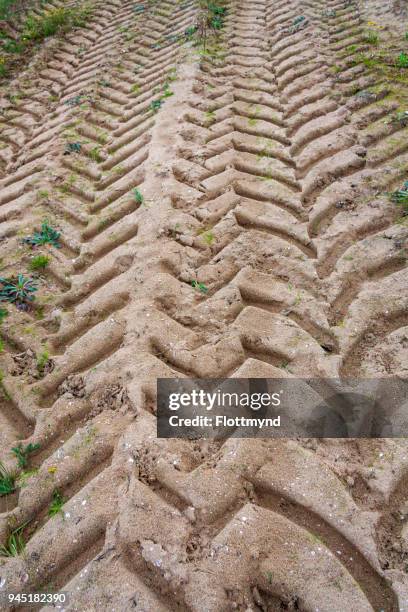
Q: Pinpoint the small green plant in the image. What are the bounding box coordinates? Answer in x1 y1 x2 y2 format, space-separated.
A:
48 490 65 517
363 30 379 45
36 350 50 375
16 469 38 488
201 231 215 245
64 94 85 107
89 146 103 162
150 99 163 113
191 280 208 294
11 442 40 469
185 25 197 38
195 1 227 48
289 14 307 32
205 109 216 123
162 85 173 98
0 461 15 496
209 5 225 30
390 181 408 214
133 188 144 204
0 274 37 306
389 111 408 127
0 523 27 557
29 254 50 271
397 52 408 69
24 221 61 248
3 38 24 53
64 142 81 154
0 307 8 323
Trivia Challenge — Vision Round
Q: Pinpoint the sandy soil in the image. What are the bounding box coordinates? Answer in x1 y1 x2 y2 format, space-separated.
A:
0 0 407 610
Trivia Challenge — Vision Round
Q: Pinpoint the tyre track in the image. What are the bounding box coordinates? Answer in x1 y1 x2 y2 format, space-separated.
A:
0 0 199 592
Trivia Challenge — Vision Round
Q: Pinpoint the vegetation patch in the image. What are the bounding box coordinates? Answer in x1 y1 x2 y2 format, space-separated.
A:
24 221 61 248
133 188 144 204
22 4 93 42
150 98 163 113
0 307 8 323
349 31 408 107
0 0 18 20
191 280 208 294
48 490 65 517
200 230 215 245
11 442 40 469
194 1 227 49
0 461 15 496
397 52 408 69
0 523 27 557
89 146 103 162
29 254 51 272
0 274 37 307
390 181 408 215
64 142 82 155
0 2 95 79
363 30 379 46
36 349 49 374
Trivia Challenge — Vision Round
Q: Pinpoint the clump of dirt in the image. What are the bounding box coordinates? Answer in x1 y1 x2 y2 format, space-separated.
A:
133 444 159 485
251 586 300 612
185 532 210 562
10 348 54 380
58 374 86 398
89 383 132 417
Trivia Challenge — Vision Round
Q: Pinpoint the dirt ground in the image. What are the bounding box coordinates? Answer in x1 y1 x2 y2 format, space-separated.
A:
0 0 407 610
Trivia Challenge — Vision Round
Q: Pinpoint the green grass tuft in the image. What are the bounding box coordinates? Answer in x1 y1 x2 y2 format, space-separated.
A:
11 442 40 469
36 350 50 375
0 461 15 497
0 0 17 20
390 181 408 214
89 146 103 162
201 231 215 245
22 4 93 42
191 280 208 294
0 523 27 557
29 254 50 271
48 490 65 517
363 30 379 45
397 52 408 69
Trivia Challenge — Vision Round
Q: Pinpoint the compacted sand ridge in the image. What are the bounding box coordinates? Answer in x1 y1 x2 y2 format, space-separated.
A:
0 0 407 610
